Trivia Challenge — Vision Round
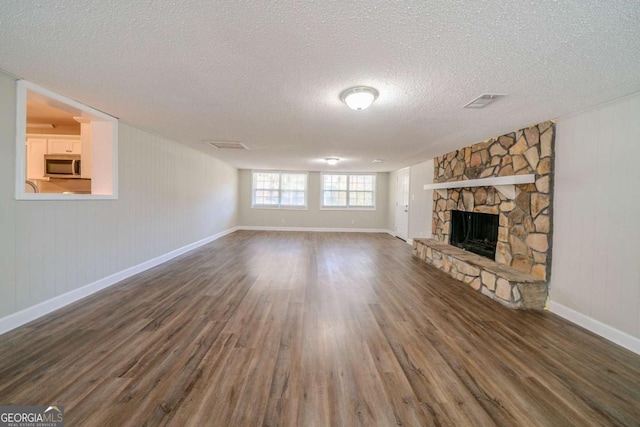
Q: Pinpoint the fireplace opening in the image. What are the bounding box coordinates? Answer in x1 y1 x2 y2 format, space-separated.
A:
450 210 499 259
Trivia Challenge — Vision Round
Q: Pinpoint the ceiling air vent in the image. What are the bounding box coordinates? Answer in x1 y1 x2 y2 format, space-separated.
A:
206 141 249 150
463 93 506 109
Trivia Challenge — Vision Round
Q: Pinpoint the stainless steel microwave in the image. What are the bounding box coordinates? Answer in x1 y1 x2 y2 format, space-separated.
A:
44 154 81 178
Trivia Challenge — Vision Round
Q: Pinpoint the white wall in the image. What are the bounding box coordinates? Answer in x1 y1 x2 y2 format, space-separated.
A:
551 93 640 347
408 160 434 240
387 169 397 232
238 170 389 230
0 71 238 323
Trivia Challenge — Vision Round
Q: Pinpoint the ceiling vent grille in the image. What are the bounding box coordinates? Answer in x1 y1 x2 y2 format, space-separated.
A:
206 141 249 150
463 93 506 109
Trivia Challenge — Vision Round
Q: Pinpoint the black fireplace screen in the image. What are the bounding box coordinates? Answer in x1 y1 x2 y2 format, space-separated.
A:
449 210 499 259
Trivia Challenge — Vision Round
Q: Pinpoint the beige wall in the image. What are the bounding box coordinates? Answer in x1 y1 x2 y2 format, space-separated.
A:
408 160 434 241
551 93 640 343
238 170 389 230
387 169 397 232
387 161 434 242
0 71 238 320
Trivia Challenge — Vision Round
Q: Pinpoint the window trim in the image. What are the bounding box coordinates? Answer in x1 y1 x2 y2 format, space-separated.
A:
251 170 308 209
15 80 119 200
320 172 377 210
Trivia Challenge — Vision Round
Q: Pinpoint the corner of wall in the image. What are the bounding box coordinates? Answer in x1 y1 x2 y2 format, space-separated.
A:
387 169 398 232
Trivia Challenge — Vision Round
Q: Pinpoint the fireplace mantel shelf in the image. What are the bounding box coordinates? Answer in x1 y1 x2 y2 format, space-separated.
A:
423 174 535 199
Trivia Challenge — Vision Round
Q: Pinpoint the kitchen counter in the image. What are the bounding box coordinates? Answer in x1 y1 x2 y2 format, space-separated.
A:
34 178 91 194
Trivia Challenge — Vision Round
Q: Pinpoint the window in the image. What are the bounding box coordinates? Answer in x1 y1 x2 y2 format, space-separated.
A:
252 171 307 208
321 173 376 209
16 80 118 200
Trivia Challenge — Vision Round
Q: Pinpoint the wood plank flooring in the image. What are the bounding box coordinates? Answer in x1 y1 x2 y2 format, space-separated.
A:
0 230 639 426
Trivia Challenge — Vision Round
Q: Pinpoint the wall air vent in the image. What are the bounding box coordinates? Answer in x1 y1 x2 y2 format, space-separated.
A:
206 141 249 150
463 93 506 109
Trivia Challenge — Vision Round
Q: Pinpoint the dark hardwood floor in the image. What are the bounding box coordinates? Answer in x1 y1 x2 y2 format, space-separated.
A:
0 231 639 426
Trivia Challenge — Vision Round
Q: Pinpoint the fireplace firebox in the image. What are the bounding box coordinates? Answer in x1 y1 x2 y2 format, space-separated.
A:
450 210 499 259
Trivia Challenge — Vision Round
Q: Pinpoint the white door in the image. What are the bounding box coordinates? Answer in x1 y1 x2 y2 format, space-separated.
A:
395 168 410 241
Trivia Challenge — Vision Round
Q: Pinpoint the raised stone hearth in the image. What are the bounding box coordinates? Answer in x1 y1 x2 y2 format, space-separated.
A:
417 121 554 309
413 238 547 309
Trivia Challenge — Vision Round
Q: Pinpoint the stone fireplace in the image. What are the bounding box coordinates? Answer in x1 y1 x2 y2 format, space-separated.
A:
450 210 499 259
413 121 555 309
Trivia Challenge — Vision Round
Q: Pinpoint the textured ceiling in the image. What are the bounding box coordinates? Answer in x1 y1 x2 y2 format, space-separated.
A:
1 0 639 172
27 91 82 127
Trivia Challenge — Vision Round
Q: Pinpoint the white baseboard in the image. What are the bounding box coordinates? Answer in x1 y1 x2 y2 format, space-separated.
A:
548 301 640 355
0 226 239 336
238 225 393 234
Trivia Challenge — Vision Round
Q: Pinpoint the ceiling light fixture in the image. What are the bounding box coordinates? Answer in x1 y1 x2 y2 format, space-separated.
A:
325 157 340 166
340 86 379 111
372 159 383 163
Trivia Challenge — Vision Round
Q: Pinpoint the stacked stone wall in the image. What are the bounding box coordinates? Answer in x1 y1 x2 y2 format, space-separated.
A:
432 121 554 280
413 239 547 309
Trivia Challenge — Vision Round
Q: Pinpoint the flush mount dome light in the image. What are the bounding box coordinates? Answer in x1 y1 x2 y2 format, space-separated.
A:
325 157 340 165
340 86 378 110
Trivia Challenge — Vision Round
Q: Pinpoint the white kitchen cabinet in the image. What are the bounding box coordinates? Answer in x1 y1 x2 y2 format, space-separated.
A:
26 138 48 180
47 139 81 154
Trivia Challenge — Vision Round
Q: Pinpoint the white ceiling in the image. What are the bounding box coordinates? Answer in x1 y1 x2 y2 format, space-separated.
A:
27 91 82 128
1 1 639 172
